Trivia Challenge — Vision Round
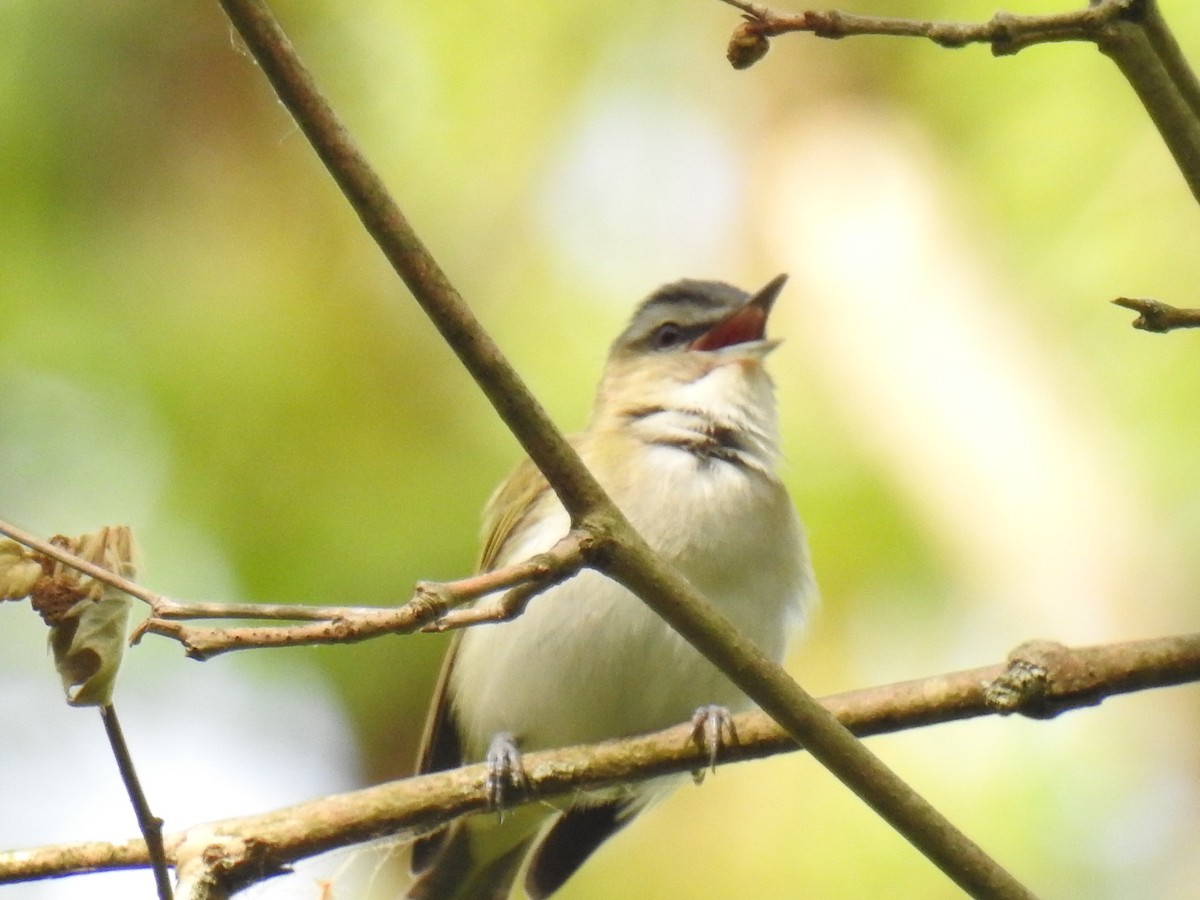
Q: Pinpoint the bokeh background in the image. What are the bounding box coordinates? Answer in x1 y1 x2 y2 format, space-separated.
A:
3 1 1199 897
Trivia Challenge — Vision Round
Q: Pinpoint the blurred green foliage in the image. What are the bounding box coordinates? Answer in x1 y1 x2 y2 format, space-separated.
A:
3 1 1200 897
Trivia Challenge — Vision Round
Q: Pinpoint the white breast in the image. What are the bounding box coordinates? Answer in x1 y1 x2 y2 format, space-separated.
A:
449 429 813 760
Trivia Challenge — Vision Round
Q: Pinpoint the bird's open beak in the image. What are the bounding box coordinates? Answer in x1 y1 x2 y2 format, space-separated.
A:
690 273 788 352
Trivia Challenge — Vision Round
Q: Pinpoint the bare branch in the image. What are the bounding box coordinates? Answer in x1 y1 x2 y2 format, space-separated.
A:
1096 1 1200 204
423 580 547 629
1114 296 1200 332
0 518 592 659
719 0 1200 203
133 530 594 658
718 0 1136 60
197 2 1038 894
5 0 1195 896
0 519 161 609
99 705 172 900
214 0 607 525
4 633 1196 890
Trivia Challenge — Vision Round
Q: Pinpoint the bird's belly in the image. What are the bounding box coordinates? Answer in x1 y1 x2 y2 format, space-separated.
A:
451 449 811 760
451 566 797 760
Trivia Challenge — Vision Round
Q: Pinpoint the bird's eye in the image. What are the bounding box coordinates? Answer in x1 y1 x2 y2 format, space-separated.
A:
651 322 684 350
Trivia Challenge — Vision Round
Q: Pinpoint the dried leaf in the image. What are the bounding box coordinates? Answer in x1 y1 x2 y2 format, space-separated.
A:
0 540 42 600
41 527 138 707
50 591 133 706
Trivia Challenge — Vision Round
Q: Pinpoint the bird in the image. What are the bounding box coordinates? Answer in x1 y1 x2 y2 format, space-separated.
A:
407 274 815 899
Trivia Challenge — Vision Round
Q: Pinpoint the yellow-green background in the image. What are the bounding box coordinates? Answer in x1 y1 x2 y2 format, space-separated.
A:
2 1 1198 897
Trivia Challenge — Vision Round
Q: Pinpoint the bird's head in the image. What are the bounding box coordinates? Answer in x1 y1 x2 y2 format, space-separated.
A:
593 274 788 427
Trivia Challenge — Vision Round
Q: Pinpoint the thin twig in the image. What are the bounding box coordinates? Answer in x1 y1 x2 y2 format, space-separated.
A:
5 633 1196 888
718 0 1136 58
0 519 161 608
1114 296 1200 332
0 517 591 659
99 704 172 900
132 530 593 658
424 579 548 629
718 0 1200 204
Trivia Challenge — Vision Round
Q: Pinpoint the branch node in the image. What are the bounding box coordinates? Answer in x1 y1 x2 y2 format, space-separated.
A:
410 581 450 622
984 657 1050 716
423 582 542 631
807 11 844 41
986 11 1018 56
986 639 1105 720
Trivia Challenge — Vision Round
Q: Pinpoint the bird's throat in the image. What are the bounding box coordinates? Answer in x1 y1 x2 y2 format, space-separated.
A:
619 403 775 474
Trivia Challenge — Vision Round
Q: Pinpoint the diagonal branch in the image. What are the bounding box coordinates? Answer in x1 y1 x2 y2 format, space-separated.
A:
216 0 606 525
99 704 172 900
203 2 1036 895
1095 0 1200 204
4 634 1196 891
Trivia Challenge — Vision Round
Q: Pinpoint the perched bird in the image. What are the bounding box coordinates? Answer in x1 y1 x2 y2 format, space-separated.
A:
408 275 815 899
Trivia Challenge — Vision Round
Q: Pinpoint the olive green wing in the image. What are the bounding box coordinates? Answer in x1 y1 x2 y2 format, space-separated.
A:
477 455 553 573
411 453 554 872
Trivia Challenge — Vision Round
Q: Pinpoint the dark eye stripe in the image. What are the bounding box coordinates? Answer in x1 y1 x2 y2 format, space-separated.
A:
652 322 683 349
610 280 752 358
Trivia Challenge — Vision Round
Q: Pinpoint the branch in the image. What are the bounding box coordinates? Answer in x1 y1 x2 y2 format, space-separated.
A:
719 0 1137 65
0 517 592 660
720 1 1200 204
134 530 594 659
4 634 1196 891
99 704 172 900
203 2 1033 895
1114 296 1200 332
215 0 606 524
1095 1 1200 205
0 519 160 609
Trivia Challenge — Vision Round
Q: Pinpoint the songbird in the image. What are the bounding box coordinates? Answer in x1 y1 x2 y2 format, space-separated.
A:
407 275 815 899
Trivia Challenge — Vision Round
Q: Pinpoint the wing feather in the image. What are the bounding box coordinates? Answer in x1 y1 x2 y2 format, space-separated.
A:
477 455 552 572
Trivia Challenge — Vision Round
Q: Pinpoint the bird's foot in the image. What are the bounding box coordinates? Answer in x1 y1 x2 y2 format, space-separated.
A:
689 705 738 784
484 731 529 818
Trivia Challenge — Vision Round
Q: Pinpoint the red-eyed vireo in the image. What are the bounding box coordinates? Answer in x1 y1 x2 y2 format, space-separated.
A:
407 275 815 899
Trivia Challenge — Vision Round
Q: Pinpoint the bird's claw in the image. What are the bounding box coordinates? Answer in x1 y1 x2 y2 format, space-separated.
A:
690 704 738 784
484 731 528 818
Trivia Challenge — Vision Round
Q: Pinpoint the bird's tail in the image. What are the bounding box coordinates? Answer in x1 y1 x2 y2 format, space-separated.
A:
406 806 543 900
406 799 636 899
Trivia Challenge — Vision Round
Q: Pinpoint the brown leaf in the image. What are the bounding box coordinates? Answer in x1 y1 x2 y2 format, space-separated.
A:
40 527 138 707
